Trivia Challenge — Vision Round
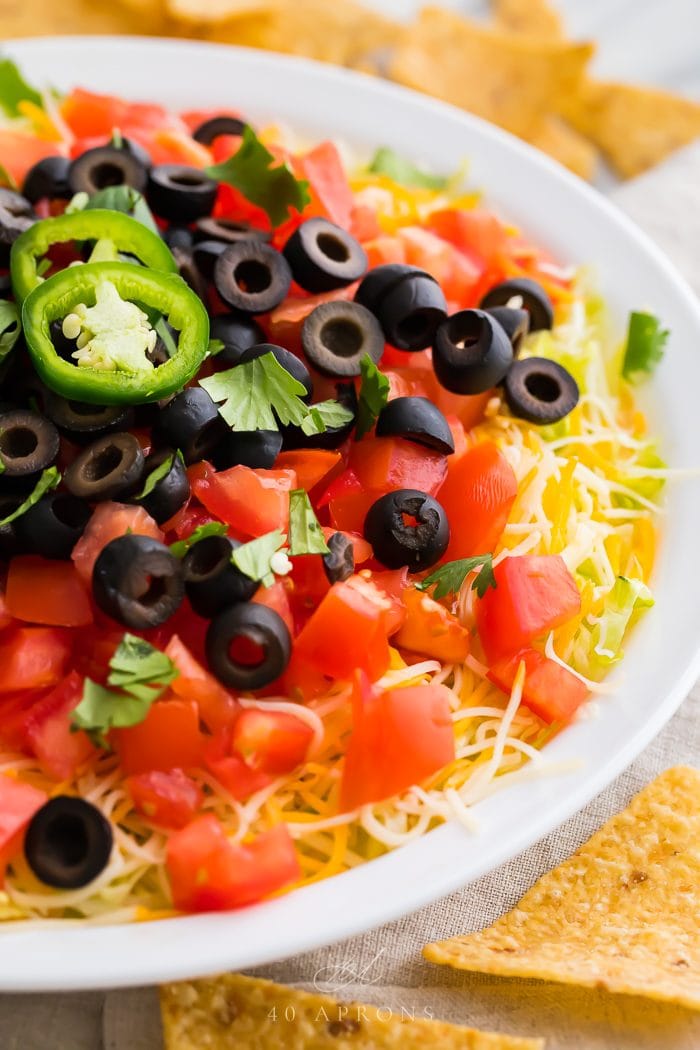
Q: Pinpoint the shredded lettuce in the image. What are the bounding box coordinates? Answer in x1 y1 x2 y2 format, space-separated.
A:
589 576 654 667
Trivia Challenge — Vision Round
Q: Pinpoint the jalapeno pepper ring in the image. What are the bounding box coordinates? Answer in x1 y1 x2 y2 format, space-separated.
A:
10 209 177 302
22 261 209 405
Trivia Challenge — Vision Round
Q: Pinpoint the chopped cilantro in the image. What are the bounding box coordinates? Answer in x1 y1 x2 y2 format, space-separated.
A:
207 125 310 227
356 353 389 438
288 489 329 555
136 452 179 501
368 147 448 191
170 521 228 559
300 399 354 437
0 59 42 118
416 554 496 601
0 467 61 527
231 529 287 588
622 311 669 382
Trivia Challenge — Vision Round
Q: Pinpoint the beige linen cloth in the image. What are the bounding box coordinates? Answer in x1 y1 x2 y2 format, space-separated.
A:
1 145 700 1050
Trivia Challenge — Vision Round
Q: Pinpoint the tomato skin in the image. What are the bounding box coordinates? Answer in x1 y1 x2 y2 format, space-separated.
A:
0 627 71 694
274 450 342 492
394 587 470 663
192 465 296 538
232 709 314 775
72 502 163 585
60 88 181 139
204 732 273 800
439 442 517 562
127 769 203 829
22 672 96 780
488 648 588 725
165 635 239 733
355 569 408 635
6 557 93 627
0 590 14 632
340 673 455 810
427 209 508 267
113 698 205 776
477 555 582 662
349 437 447 496
295 141 354 229
166 816 300 913
0 775 47 875
252 580 295 637
0 131 66 186
294 578 391 682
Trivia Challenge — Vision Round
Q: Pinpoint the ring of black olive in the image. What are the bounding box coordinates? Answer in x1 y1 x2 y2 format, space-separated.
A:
206 602 292 690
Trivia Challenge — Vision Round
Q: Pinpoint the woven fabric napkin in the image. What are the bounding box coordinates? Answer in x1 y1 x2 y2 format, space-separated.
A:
1 144 700 1050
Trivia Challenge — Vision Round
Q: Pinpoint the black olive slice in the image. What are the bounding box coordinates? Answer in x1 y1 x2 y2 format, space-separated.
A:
480 277 554 332
211 429 283 471
283 218 368 293
133 447 190 525
68 145 148 195
163 225 194 252
0 408 60 477
192 115 247 145
18 492 91 560
195 216 270 245
64 432 145 501
206 602 292 690
171 245 209 302
364 488 449 571
147 164 218 223
280 381 357 451
357 264 448 351
484 306 530 356
22 156 72 203
355 263 414 314
0 187 36 246
376 396 454 454
154 387 226 464
301 300 384 377
433 309 514 395
192 238 228 281
183 535 257 618
503 357 579 424
322 531 355 584
209 312 266 368
43 392 134 442
93 534 184 629
214 241 292 314
24 796 113 890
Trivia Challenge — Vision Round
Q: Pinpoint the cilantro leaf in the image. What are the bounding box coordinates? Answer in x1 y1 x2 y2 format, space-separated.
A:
0 467 60 527
71 634 178 747
300 399 354 437
200 352 310 431
368 147 448 191
288 489 329 555
231 528 287 588
206 125 310 227
356 353 390 438
622 311 669 382
170 521 228 559
136 452 177 501
0 59 42 118
417 554 496 601
0 300 21 365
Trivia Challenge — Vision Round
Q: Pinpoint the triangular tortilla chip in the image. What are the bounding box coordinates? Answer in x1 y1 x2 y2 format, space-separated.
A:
527 115 599 180
389 7 593 138
561 79 700 178
160 974 544 1049
165 0 278 23
492 0 563 39
424 766 700 1009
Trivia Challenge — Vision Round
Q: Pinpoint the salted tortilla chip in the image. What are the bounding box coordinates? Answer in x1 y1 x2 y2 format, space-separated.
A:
561 79 700 178
390 7 593 138
425 766 700 1009
160 974 544 1049
492 0 563 39
0 0 165 35
165 0 278 24
528 115 598 180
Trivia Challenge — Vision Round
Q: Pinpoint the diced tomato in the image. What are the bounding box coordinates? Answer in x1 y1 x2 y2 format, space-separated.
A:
127 769 203 829
192 465 296 538
0 775 47 875
22 671 95 780
6 556 93 627
204 732 273 800
0 628 71 694
0 591 14 632
149 129 212 168
180 108 243 134
326 485 376 535
326 529 372 565
294 577 391 682
363 236 407 268
0 131 67 186
394 587 470 663
252 580 295 637
439 442 517 562
274 450 342 492
289 552 331 610
488 648 588 724
350 204 381 242
232 708 314 775
349 437 447 495
428 209 508 268
60 88 182 139
399 226 485 306
340 673 455 810
166 816 300 913
165 635 239 733
355 569 407 634
282 651 332 702
113 698 205 775
477 555 581 662
294 141 354 229
446 415 468 459
72 502 163 585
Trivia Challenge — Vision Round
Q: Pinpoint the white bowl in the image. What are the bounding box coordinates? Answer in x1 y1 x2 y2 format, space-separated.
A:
2 37 699 992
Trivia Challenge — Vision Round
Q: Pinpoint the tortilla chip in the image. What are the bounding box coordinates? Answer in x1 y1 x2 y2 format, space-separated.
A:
425 766 700 1010
390 7 593 138
561 78 700 178
160 974 544 1049
0 0 166 35
492 0 563 39
528 115 598 180
165 0 277 24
